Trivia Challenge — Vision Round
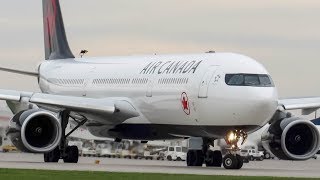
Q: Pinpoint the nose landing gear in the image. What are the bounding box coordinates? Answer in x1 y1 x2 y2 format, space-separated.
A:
222 129 248 169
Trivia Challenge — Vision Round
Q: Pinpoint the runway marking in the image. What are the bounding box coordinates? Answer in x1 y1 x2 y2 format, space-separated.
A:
0 153 319 178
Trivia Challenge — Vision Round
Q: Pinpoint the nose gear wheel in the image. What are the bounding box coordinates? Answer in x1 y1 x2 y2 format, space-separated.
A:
223 154 243 169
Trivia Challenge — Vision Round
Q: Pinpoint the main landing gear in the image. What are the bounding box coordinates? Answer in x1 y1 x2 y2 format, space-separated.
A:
44 111 87 163
186 130 247 170
187 138 222 167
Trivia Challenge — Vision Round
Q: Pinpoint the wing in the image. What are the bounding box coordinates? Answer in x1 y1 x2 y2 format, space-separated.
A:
278 97 320 115
0 66 38 77
0 89 139 125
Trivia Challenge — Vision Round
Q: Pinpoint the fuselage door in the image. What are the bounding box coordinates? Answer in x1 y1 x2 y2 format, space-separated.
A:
83 65 96 97
146 79 153 97
198 66 218 98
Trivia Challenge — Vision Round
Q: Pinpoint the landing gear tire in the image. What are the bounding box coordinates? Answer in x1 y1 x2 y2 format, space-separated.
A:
223 154 237 169
223 154 243 169
264 153 270 159
213 150 222 167
235 154 243 169
187 150 204 166
63 146 79 163
195 150 204 166
44 147 60 163
205 150 222 167
205 151 214 167
187 150 195 166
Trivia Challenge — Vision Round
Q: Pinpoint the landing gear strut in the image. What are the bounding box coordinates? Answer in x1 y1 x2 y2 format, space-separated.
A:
44 111 87 163
186 138 222 167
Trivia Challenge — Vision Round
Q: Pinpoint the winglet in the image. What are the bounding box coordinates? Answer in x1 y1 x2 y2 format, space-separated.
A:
43 0 75 60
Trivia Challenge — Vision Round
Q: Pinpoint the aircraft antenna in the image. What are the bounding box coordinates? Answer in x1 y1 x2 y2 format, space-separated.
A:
79 50 88 58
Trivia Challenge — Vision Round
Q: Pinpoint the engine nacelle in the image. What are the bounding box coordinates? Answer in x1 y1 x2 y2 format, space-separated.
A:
6 109 62 153
262 117 320 160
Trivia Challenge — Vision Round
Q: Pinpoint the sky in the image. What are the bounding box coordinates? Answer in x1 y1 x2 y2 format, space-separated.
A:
0 0 320 98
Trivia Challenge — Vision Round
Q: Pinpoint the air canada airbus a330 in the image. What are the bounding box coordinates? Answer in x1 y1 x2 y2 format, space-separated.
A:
1 0 320 169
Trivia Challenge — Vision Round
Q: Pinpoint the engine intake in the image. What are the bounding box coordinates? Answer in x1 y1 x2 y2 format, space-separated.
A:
7 109 62 153
262 117 320 160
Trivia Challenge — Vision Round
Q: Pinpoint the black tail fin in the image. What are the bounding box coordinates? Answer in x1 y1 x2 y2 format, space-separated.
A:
43 0 74 60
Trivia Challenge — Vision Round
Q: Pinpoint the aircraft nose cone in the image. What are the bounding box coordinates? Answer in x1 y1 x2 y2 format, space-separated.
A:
247 88 278 126
198 86 278 131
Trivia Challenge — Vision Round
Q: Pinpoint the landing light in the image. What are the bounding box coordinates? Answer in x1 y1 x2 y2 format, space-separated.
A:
225 129 248 150
227 132 237 143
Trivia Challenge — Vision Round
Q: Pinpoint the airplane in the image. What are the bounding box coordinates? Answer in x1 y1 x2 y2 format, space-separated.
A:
0 0 320 169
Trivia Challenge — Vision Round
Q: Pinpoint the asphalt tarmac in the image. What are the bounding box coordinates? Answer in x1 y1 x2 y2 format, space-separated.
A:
0 153 319 178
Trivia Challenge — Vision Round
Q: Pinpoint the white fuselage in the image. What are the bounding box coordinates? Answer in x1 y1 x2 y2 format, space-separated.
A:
38 53 278 139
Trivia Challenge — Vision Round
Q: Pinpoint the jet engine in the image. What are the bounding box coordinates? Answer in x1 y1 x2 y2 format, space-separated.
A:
262 117 320 160
7 109 62 153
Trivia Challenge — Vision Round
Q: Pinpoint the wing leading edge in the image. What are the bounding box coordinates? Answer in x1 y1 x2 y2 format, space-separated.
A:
0 66 38 77
0 89 139 125
278 97 320 115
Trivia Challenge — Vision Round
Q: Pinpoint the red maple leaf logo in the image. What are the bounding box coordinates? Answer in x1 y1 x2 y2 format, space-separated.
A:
182 97 188 110
181 92 190 115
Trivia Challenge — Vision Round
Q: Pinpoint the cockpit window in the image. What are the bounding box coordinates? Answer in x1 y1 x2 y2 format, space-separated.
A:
226 74 244 85
225 74 274 87
259 75 273 87
244 74 259 86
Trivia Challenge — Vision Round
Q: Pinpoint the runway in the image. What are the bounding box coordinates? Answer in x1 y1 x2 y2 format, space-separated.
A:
0 153 319 178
